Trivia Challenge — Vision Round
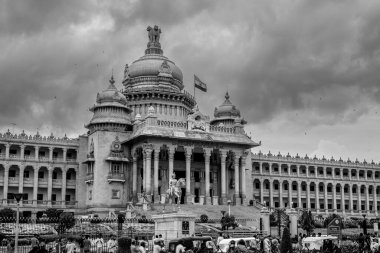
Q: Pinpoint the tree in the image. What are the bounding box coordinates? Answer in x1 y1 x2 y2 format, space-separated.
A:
280 227 292 253
45 208 63 219
58 212 75 234
221 214 237 230
299 210 315 235
0 208 15 218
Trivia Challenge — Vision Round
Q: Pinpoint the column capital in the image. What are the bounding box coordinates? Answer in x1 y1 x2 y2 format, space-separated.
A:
48 166 54 172
34 167 39 172
5 143 10 148
142 143 154 153
49 146 53 151
184 146 193 158
219 149 228 158
203 148 212 157
20 144 25 149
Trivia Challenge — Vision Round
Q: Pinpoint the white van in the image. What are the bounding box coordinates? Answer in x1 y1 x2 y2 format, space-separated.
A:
217 238 258 253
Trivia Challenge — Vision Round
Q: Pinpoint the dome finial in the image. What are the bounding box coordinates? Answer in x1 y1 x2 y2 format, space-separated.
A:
110 69 115 85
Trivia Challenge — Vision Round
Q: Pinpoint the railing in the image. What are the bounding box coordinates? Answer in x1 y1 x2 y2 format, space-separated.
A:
24 155 34 160
67 179 76 187
66 158 77 162
157 120 187 129
107 173 125 181
9 154 20 159
38 156 49 161
0 153 5 158
209 125 236 134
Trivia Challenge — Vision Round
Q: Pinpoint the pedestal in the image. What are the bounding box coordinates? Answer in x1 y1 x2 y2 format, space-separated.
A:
205 196 211 205
161 195 166 204
233 196 241 205
220 195 227 205
260 207 270 236
154 194 160 204
186 195 193 204
142 202 148 211
287 208 298 237
199 196 205 205
152 211 196 241
212 196 219 205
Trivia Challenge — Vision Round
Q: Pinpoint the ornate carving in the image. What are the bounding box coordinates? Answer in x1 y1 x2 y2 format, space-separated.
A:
158 60 172 75
124 64 129 79
110 136 122 153
187 107 210 132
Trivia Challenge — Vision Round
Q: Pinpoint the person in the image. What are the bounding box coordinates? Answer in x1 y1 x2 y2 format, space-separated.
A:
317 233 322 237
235 240 249 253
94 235 104 253
263 237 271 253
83 236 91 253
66 239 76 253
30 234 40 253
226 240 236 253
195 242 207 253
140 241 148 253
107 236 117 253
271 238 279 253
131 240 137 253
249 236 258 251
6 240 14 253
217 233 224 245
358 233 365 251
175 240 185 253
153 240 162 253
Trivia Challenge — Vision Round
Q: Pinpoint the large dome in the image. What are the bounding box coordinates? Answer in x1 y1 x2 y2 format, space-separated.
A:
128 54 183 82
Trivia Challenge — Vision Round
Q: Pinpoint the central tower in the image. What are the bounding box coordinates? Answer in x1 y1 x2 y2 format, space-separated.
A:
122 25 196 121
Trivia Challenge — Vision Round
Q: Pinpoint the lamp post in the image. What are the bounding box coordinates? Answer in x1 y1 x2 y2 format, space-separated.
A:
13 193 24 253
227 200 231 216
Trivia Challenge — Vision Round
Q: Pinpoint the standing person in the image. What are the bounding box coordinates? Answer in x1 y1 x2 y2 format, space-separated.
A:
217 233 224 245
226 241 235 253
139 242 146 253
94 234 104 253
83 236 91 253
6 240 14 253
235 240 249 253
263 237 271 253
107 236 117 253
66 239 76 253
175 240 185 253
30 234 40 253
153 240 162 253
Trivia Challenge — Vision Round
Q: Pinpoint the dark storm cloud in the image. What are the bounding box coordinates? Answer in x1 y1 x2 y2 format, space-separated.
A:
0 0 380 138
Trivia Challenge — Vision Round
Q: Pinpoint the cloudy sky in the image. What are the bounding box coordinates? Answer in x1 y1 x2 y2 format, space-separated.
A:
1 0 380 162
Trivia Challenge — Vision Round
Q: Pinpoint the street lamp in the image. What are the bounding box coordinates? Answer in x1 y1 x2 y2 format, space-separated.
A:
227 200 231 216
13 193 24 253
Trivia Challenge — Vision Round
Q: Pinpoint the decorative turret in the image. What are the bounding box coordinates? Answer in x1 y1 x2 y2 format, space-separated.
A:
211 92 247 126
86 75 133 133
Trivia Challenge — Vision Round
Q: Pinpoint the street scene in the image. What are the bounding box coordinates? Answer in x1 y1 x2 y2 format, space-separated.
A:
1 1 380 253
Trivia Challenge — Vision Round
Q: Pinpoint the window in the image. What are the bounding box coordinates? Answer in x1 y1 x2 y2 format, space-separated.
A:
112 190 120 199
292 169 297 173
23 194 28 200
336 187 340 193
65 195 71 201
194 171 200 183
53 171 58 179
284 184 288 190
303 203 306 208
25 150 31 156
311 203 315 209
353 188 357 194
10 149 17 155
39 151 45 156
24 171 29 178
210 172 213 183
51 194 56 201
337 204 341 210
327 186 332 192
265 184 269 190
302 185 306 191
111 164 121 174
292 185 297 191
274 184 278 190
182 221 189 234
88 190 92 200
38 171 44 179
319 186 324 192
9 170 16 178
361 188 364 194
320 204 324 209
344 188 348 193
53 152 58 158
310 185 315 191
37 194 43 201
328 204 332 210
255 182 260 189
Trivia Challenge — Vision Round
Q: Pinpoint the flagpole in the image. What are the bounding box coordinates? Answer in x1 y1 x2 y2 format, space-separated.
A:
194 82 196 100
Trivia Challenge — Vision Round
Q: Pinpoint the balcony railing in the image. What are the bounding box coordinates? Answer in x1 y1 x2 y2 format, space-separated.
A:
85 174 94 182
67 179 76 187
107 173 125 183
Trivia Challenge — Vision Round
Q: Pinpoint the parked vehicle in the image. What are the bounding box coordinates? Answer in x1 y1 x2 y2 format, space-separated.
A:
168 236 213 253
217 237 258 253
302 236 338 251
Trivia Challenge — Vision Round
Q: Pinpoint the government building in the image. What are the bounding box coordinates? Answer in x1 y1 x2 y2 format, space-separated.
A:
0 26 378 218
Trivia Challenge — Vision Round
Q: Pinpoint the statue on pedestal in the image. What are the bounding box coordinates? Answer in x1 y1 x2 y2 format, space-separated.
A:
166 173 186 206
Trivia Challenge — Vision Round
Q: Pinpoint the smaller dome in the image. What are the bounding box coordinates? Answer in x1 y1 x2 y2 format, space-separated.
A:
214 92 241 119
97 76 127 105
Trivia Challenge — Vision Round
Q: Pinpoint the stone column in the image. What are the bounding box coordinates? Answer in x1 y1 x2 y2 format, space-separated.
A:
35 146 39 161
145 147 153 196
49 147 53 162
324 183 328 213
333 183 337 212
3 165 9 203
366 186 370 213
184 146 193 204
306 182 311 209
20 145 25 160
269 180 273 207
374 186 378 216
33 167 39 206
132 154 137 200
61 167 67 207
315 182 320 212
306 166 309 177
358 185 362 213
142 152 146 192
349 169 352 180
204 148 212 204
241 153 247 205
349 184 353 214
47 167 53 206
298 181 302 208
259 162 263 174
5 143 10 159
287 208 298 237
260 180 264 203
63 148 67 161
234 154 241 205
153 147 160 203
168 146 175 179
279 180 283 208
323 166 327 179
220 150 227 204
260 207 271 235
288 164 291 176
19 165 25 193
296 165 300 177
341 185 345 213
288 181 292 207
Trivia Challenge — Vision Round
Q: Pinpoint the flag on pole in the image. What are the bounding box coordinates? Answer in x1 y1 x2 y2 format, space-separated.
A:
194 75 207 92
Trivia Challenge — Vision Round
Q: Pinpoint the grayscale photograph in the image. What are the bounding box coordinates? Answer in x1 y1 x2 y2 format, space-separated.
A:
1 1 380 253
